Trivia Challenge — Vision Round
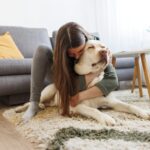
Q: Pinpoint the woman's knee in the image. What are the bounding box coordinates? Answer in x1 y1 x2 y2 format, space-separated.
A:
35 45 52 59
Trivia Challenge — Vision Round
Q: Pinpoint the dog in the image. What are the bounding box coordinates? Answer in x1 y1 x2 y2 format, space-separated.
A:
16 40 150 125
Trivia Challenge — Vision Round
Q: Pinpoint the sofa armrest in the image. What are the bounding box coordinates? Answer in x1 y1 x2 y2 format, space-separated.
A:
114 57 134 81
0 58 32 75
115 57 134 69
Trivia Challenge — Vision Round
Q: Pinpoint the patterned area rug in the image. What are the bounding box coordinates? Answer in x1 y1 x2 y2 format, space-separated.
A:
3 89 150 150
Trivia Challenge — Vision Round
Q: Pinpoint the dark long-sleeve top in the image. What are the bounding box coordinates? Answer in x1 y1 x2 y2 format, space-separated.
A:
78 64 119 96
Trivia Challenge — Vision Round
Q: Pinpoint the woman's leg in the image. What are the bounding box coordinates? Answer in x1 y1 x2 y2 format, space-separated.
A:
23 45 53 121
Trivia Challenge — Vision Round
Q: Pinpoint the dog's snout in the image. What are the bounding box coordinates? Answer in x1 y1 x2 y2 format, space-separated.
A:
100 50 107 58
101 50 107 54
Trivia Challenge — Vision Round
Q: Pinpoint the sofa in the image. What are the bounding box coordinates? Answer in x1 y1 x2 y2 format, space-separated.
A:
0 26 134 106
0 26 51 105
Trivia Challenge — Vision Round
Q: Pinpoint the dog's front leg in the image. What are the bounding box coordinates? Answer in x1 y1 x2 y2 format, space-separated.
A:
71 104 116 126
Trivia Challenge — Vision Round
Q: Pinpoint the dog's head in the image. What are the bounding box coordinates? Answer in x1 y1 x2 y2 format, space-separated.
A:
74 40 110 75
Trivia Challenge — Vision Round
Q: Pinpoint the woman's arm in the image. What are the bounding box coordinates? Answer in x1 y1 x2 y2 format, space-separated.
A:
70 64 119 107
70 86 103 107
94 64 119 96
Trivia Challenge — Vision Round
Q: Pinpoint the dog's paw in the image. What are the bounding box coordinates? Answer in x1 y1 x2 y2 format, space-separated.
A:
97 114 116 126
15 106 24 113
15 102 30 113
39 103 45 109
136 110 150 120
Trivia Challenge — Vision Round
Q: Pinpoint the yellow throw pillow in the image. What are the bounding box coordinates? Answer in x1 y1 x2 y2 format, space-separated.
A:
0 32 24 59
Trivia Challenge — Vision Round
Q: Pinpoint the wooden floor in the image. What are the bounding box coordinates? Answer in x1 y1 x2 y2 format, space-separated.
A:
0 104 34 150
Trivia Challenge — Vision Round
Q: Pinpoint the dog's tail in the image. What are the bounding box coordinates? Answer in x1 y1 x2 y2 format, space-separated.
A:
15 102 30 113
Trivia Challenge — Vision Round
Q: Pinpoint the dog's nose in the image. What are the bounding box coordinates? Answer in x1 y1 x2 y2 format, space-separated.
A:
100 50 107 59
101 50 107 54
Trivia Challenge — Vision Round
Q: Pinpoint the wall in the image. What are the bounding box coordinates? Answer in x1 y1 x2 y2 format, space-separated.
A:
0 0 97 36
95 0 150 84
0 0 150 83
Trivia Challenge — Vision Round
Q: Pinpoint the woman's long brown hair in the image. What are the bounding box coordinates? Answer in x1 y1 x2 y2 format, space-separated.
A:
53 22 91 116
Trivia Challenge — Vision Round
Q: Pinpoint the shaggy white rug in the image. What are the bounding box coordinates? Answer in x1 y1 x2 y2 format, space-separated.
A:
3 88 150 150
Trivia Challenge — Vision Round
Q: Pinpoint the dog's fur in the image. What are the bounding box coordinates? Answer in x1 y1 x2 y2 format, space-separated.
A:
16 40 150 125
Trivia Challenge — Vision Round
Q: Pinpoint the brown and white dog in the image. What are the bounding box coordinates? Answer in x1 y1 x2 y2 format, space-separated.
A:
16 40 150 125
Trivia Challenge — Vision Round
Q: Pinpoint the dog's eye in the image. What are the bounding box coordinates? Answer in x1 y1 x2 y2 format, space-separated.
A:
88 46 94 49
92 63 97 67
101 46 106 49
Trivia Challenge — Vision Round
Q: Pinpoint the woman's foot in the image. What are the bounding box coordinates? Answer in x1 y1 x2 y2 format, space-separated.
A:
22 101 39 122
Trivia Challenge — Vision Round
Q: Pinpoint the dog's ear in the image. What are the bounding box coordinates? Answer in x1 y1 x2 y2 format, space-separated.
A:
85 41 95 50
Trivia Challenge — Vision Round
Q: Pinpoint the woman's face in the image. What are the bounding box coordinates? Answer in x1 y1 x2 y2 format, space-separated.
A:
67 43 85 59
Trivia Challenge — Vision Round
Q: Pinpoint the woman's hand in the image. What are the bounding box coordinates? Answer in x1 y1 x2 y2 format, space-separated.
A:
70 86 104 107
70 93 80 107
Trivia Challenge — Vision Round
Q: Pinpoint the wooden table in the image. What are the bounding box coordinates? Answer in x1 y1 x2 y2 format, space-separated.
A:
112 49 150 98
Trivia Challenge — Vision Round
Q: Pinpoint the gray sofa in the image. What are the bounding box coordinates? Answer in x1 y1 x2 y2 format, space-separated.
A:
0 26 134 106
0 26 51 105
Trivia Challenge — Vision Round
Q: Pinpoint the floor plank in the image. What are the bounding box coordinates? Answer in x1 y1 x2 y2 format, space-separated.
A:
0 103 34 150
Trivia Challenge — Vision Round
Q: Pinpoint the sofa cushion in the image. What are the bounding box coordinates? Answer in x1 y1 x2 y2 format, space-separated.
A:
116 68 134 81
0 58 32 75
0 75 30 96
0 32 24 59
0 75 49 97
115 57 134 69
1 93 30 105
0 26 51 58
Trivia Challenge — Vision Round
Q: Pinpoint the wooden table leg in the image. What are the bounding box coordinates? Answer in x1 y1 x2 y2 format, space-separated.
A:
140 53 150 98
131 58 137 93
131 57 143 97
135 56 143 97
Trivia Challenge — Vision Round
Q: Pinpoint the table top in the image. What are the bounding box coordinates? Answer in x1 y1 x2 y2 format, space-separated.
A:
113 49 150 58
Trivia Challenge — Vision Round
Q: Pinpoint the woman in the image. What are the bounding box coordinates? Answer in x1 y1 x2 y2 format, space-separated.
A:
23 22 118 121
